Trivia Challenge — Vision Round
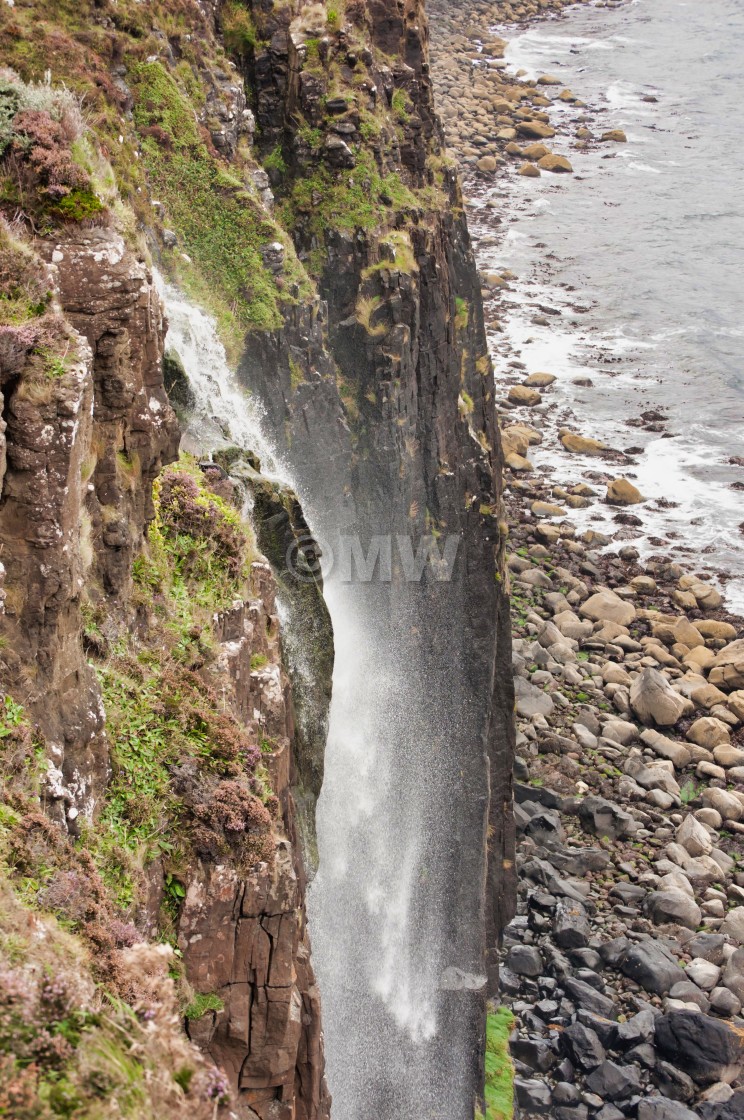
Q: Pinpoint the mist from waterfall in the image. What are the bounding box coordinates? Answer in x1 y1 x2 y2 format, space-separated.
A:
155 278 481 1120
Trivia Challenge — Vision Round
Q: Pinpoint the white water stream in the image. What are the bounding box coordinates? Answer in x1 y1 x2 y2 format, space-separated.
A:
155 272 289 483
157 278 479 1119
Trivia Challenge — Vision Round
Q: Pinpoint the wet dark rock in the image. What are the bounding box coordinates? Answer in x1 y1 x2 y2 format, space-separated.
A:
506 944 544 977
499 966 522 997
514 1077 552 1111
621 940 684 995
554 898 592 949
614 1009 656 1049
510 1036 558 1072
162 347 196 417
556 1108 588 1120
600 936 631 968
627 1042 657 1068
686 933 726 965
563 977 617 1019
654 1011 744 1085
561 1022 606 1070
653 1060 696 1102
554 1082 582 1105
638 1100 700 1120
585 1059 642 1100
577 1009 619 1047
577 796 635 840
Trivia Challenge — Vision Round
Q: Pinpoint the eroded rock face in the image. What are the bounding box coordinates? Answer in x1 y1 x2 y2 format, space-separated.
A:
180 850 328 1120
0 230 179 823
1 226 329 1120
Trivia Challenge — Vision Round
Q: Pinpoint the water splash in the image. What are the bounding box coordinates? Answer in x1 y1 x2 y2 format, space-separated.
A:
154 271 289 483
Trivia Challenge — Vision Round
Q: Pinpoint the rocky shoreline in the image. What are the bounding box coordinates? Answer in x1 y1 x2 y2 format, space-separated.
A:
426 2 744 1118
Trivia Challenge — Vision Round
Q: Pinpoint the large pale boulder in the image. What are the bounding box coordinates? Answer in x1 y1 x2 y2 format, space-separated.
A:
538 153 573 173
710 640 744 691
580 590 636 627
721 907 744 944
630 667 690 727
508 385 541 407
694 620 737 642
516 120 556 139
676 814 713 858
607 478 644 505
686 717 731 750
640 728 691 769
553 609 594 641
559 430 608 456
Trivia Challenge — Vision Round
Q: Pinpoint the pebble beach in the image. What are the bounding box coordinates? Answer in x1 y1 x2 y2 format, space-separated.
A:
428 1 744 1116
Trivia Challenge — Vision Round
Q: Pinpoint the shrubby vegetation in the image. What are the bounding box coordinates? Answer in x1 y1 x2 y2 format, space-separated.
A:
0 459 277 1118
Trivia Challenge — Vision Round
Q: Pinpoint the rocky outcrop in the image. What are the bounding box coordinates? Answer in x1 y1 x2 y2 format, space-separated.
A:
235 1 516 1114
0 223 329 1119
179 568 329 1120
0 228 179 826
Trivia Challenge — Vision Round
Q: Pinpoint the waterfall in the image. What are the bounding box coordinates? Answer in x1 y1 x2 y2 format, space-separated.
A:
155 274 289 483
157 278 484 1120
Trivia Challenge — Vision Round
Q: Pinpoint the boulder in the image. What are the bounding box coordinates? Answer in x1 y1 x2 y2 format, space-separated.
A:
538 153 573 173
514 676 554 718
709 640 744 691
508 385 542 406
645 890 702 930
702 788 743 822
694 620 738 641
561 1022 606 1070
522 143 550 160
514 1079 551 1112
630 667 689 727
585 1060 641 1100
516 120 556 139
607 478 644 505
601 129 628 142
687 717 731 749
654 1011 744 1085
518 162 540 177
553 609 594 641
578 796 634 841
676 814 713 857
505 944 544 977
531 501 566 518
686 957 721 991
580 591 636 627
525 372 556 388
621 940 684 995
720 907 744 944
638 1101 699 1120
721 948 744 1001
640 728 691 769
559 430 608 456
553 898 592 949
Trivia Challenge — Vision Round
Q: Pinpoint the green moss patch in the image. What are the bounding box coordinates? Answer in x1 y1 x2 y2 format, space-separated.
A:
485 1006 515 1120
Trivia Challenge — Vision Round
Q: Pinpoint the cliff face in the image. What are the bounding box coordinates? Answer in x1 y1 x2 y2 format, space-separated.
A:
0 0 514 1116
234 1 516 1113
0 221 329 1117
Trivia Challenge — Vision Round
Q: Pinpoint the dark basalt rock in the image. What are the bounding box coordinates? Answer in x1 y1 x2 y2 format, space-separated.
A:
585 1059 642 1101
561 1022 606 1070
621 939 685 996
654 1011 744 1085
